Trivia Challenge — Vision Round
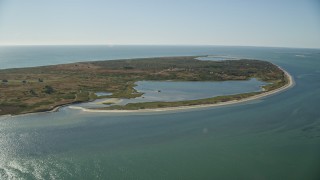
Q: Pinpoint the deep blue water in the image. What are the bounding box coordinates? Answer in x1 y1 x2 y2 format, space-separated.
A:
0 45 320 179
1 45 315 69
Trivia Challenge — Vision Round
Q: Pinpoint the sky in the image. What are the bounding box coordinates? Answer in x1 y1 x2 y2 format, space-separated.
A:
0 0 319 48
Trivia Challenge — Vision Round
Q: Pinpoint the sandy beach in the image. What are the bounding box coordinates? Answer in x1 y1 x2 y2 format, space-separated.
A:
95 98 122 104
69 66 294 114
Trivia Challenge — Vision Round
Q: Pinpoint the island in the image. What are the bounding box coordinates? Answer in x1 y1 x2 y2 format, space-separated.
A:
0 56 292 115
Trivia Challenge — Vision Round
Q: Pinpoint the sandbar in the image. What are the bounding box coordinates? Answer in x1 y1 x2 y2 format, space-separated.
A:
95 98 122 104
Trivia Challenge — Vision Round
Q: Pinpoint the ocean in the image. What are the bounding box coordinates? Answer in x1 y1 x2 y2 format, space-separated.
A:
0 45 319 179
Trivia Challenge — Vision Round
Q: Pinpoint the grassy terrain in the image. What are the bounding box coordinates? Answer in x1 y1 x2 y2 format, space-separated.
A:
0 56 287 115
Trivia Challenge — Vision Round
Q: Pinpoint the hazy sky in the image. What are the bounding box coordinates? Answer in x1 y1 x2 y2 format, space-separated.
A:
0 0 319 48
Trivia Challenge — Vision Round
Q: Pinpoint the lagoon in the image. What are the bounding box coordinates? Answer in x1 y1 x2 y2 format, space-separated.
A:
77 79 267 109
133 79 266 102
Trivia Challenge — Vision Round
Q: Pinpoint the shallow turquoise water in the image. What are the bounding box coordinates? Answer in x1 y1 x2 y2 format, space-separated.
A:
0 46 319 179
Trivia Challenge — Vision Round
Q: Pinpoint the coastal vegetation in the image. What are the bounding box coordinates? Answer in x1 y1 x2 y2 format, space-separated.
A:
0 56 288 115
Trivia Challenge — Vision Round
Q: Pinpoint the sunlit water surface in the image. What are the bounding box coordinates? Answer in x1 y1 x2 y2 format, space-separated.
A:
0 46 319 179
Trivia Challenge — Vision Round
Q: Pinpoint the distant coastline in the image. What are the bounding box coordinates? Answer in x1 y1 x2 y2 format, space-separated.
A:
69 66 294 113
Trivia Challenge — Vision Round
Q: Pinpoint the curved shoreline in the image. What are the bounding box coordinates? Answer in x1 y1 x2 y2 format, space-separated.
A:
69 67 294 113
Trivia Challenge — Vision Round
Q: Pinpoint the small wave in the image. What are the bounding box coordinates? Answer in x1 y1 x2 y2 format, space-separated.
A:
295 54 306 58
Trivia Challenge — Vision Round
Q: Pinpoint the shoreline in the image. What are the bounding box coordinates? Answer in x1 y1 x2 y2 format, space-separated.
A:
69 67 294 113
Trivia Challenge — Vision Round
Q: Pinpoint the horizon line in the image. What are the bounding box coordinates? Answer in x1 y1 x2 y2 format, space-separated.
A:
0 44 319 50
